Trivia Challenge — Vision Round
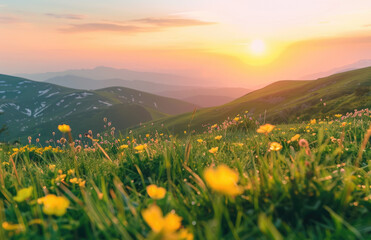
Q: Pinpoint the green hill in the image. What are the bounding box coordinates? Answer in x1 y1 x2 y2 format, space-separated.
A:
0 74 196 142
95 87 197 115
133 67 371 134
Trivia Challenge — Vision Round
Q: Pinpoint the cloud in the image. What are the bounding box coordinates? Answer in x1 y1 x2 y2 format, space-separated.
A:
363 24 371 27
46 13 85 20
61 17 216 33
0 16 19 24
133 17 215 27
60 23 157 33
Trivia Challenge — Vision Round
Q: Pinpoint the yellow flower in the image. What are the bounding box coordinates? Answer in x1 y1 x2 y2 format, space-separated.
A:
58 124 71 133
204 165 242 196
147 184 166 200
215 135 222 140
142 204 182 233
211 124 218 129
70 178 86 187
37 194 70 216
134 144 147 153
270 142 282 151
67 169 75 175
310 119 317 125
2 222 24 232
233 117 240 122
196 139 203 143
257 124 275 134
79 180 86 187
146 134 150 138
290 134 300 142
208 147 218 154
119 144 129 150
55 174 66 182
334 114 342 118
49 164 56 171
233 143 244 147
178 228 194 240
14 186 33 202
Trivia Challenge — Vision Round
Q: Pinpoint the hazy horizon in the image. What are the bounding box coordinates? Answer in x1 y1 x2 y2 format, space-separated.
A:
1 0 371 88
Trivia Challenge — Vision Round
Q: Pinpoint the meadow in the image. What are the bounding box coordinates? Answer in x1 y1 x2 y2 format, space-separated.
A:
0 109 370 239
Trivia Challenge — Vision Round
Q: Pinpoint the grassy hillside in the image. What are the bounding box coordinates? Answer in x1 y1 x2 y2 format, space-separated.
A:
95 87 197 115
135 67 371 135
0 110 369 239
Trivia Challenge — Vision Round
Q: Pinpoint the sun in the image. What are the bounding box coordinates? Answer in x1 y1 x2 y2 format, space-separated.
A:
249 39 266 55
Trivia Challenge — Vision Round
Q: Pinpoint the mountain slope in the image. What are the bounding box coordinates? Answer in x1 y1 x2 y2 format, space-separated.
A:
95 87 198 115
134 67 371 134
0 74 195 142
181 95 234 107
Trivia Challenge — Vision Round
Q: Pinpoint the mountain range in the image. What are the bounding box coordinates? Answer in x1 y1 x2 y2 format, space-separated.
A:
0 74 197 142
2 66 370 142
16 67 251 107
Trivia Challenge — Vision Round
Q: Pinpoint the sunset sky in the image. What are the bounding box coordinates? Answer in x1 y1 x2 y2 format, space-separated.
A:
1 0 371 87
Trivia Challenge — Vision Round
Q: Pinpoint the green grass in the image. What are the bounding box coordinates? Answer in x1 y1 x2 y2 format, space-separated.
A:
0 110 370 239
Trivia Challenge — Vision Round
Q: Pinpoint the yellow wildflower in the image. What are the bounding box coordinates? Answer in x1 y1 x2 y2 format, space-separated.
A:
146 134 150 138
67 169 75 175
334 114 342 118
37 194 70 216
13 186 33 202
196 139 203 143
233 143 244 147
204 165 242 196
233 117 240 122
270 142 283 151
49 164 56 171
142 204 182 233
290 134 300 142
119 144 129 150
211 124 218 129
178 228 194 240
55 174 66 182
78 180 86 187
257 124 275 134
134 144 147 153
146 184 166 200
58 124 71 133
70 177 85 187
310 119 317 125
208 147 218 154
215 135 222 140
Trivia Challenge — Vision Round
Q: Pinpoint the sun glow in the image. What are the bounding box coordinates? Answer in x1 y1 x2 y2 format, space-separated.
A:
249 39 266 55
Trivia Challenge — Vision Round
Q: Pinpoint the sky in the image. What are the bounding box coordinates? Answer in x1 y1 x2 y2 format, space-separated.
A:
1 0 371 87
